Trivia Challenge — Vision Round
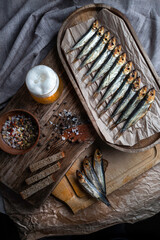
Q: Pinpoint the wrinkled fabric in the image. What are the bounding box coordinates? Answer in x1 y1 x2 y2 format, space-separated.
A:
0 0 160 110
0 0 160 239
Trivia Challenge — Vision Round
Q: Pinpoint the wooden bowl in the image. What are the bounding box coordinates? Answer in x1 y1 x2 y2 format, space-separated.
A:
57 3 160 153
0 109 40 155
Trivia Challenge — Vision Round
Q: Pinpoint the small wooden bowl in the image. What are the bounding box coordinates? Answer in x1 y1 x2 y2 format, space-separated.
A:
0 109 40 155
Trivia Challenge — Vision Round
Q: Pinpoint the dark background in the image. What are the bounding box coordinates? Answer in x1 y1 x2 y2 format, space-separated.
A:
1 211 160 240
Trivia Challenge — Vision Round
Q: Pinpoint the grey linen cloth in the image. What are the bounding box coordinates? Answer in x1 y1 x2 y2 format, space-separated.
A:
0 0 160 110
0 0 160 224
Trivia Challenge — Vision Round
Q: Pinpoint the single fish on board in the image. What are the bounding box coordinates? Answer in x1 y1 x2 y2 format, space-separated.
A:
87 45 122 86
96 61 132 108
67 20 99 53
76 170 111 207
78 31 110 70
82 157 103 193
108 77 141 124
73 26 104 63
99 70 137 117
115 88 155 139
82 37 117 81
93 53 127 98
93 149 106 194
111 85 147 129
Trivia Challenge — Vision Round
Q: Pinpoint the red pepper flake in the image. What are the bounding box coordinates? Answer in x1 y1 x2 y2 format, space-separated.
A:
1 114 38 150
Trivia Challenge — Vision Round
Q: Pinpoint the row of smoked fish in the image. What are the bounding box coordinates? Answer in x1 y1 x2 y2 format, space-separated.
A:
67 20 155 139
76 149 113 208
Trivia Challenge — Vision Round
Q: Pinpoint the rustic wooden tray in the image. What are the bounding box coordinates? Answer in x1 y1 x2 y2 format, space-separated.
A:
57 3 160 153
0 48 95 207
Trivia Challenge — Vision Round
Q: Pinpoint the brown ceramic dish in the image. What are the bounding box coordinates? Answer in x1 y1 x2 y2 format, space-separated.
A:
0 109 40 155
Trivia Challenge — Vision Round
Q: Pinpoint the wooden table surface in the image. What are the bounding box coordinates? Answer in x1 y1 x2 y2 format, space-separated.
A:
0 45 160 212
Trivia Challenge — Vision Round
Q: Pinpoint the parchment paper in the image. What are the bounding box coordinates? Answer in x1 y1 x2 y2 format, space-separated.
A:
61 9 160 147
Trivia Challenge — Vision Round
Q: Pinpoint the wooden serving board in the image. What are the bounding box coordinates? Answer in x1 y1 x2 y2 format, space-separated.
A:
53 139 160 213
57 4 160 153
0 47 95 207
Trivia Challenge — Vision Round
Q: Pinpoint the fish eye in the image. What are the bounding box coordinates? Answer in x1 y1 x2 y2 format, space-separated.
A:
122 58 124 60
127 67 130 70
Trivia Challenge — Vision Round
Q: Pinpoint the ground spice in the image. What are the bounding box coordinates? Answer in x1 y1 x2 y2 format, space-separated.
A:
1 114 38 150
48 109 91 143
50 109 82 138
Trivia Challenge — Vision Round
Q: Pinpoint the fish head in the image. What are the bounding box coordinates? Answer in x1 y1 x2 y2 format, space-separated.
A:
138 86 148 100
127 70 138 83
107 37 116 51
118 53 126 65
112 44 122 57
76 170 85 183
92 20 99 30
132 77 141 91
103 32 110 43
83 157 91 171
97 27 105 36
146 88 156 103
94 149 102 162
123 61 132 75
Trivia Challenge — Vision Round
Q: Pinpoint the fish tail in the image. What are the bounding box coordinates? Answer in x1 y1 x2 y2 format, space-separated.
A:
110 122 118 130
109 204 117 211
86 81 92 87
107 116 113 124
97 99 104 109
72 58 79 64
93 92 99 99
99 109 106 118
66 48 74 54
101 195 111 207
77 65 82 71
82 74 88 82
99 103 110 116
114 130 123 141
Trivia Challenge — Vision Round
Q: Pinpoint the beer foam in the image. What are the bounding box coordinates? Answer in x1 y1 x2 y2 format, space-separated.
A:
25 65 59 96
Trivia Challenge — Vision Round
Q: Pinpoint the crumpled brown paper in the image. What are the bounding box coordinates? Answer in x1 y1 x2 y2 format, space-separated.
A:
61 9 160 147
3 157 160 240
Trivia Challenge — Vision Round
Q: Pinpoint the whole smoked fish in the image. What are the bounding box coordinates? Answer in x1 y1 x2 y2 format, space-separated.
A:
83 157 103 193
82 37 117 81
73 26 104 62
87 45 122 86
96 61 132 108
78 31 110 70
111 85 148 129
93 53 126 98
108 77 141 124
76 170 111 207
115 88 155 139
93 149 106 194
67 20 99 52
99 70 137 117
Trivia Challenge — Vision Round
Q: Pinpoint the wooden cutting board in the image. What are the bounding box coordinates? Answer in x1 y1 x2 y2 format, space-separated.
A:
53 140 160 213
0 47 95 207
